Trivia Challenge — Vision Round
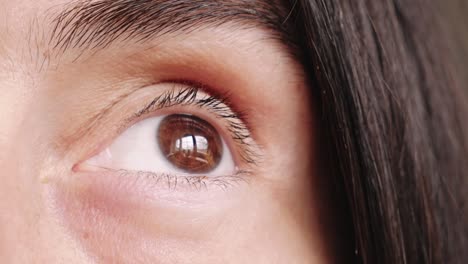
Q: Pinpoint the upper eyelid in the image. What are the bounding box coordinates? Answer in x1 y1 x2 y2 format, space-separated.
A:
63 81 262 169
131 85 241 123
125 84 262 166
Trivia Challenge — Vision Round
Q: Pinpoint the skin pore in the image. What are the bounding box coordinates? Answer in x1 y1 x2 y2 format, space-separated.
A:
0 0 339 263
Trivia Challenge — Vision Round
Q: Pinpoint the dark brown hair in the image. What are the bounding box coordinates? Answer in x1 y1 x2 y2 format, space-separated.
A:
288 0 468 263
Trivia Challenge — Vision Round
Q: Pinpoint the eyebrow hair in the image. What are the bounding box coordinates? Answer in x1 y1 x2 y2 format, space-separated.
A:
48 0 297 55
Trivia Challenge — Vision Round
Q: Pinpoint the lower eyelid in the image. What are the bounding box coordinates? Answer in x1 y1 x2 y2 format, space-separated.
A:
65 169 251 209
75 164 251 192
121 170 250 192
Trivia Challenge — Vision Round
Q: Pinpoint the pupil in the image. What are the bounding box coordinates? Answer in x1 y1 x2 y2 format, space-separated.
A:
157 114 223 173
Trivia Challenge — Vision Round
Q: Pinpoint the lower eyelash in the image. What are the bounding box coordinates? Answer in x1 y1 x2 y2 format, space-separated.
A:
115 169 252 192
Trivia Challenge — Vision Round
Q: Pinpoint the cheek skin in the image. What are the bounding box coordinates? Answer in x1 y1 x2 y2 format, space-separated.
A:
51 188 165 263
46 164 323 263
47 172 233 263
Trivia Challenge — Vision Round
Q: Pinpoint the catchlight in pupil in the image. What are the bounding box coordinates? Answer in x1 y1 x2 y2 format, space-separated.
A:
157 114 223 173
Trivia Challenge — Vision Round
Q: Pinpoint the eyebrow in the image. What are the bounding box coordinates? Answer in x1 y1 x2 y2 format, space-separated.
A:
48 0 296 55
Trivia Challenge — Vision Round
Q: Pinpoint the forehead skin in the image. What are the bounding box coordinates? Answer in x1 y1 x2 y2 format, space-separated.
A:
0 1 339 263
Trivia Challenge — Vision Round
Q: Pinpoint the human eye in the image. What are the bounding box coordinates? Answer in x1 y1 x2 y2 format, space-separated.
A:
76 84 258 191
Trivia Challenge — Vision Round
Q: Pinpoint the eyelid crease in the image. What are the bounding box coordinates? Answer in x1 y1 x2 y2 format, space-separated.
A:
128 84 262 166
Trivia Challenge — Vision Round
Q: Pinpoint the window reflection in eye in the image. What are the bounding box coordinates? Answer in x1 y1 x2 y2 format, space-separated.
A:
79 85 257 189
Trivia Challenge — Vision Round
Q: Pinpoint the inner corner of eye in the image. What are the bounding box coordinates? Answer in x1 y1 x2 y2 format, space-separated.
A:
75 147 113 173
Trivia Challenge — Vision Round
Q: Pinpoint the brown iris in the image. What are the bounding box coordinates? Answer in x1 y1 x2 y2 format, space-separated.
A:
157 114 223 173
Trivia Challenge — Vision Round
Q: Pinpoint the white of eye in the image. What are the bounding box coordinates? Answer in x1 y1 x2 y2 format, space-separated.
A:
83 115 236 176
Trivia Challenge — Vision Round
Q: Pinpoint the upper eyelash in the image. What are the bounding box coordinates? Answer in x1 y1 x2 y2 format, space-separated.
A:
130 84 261 166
